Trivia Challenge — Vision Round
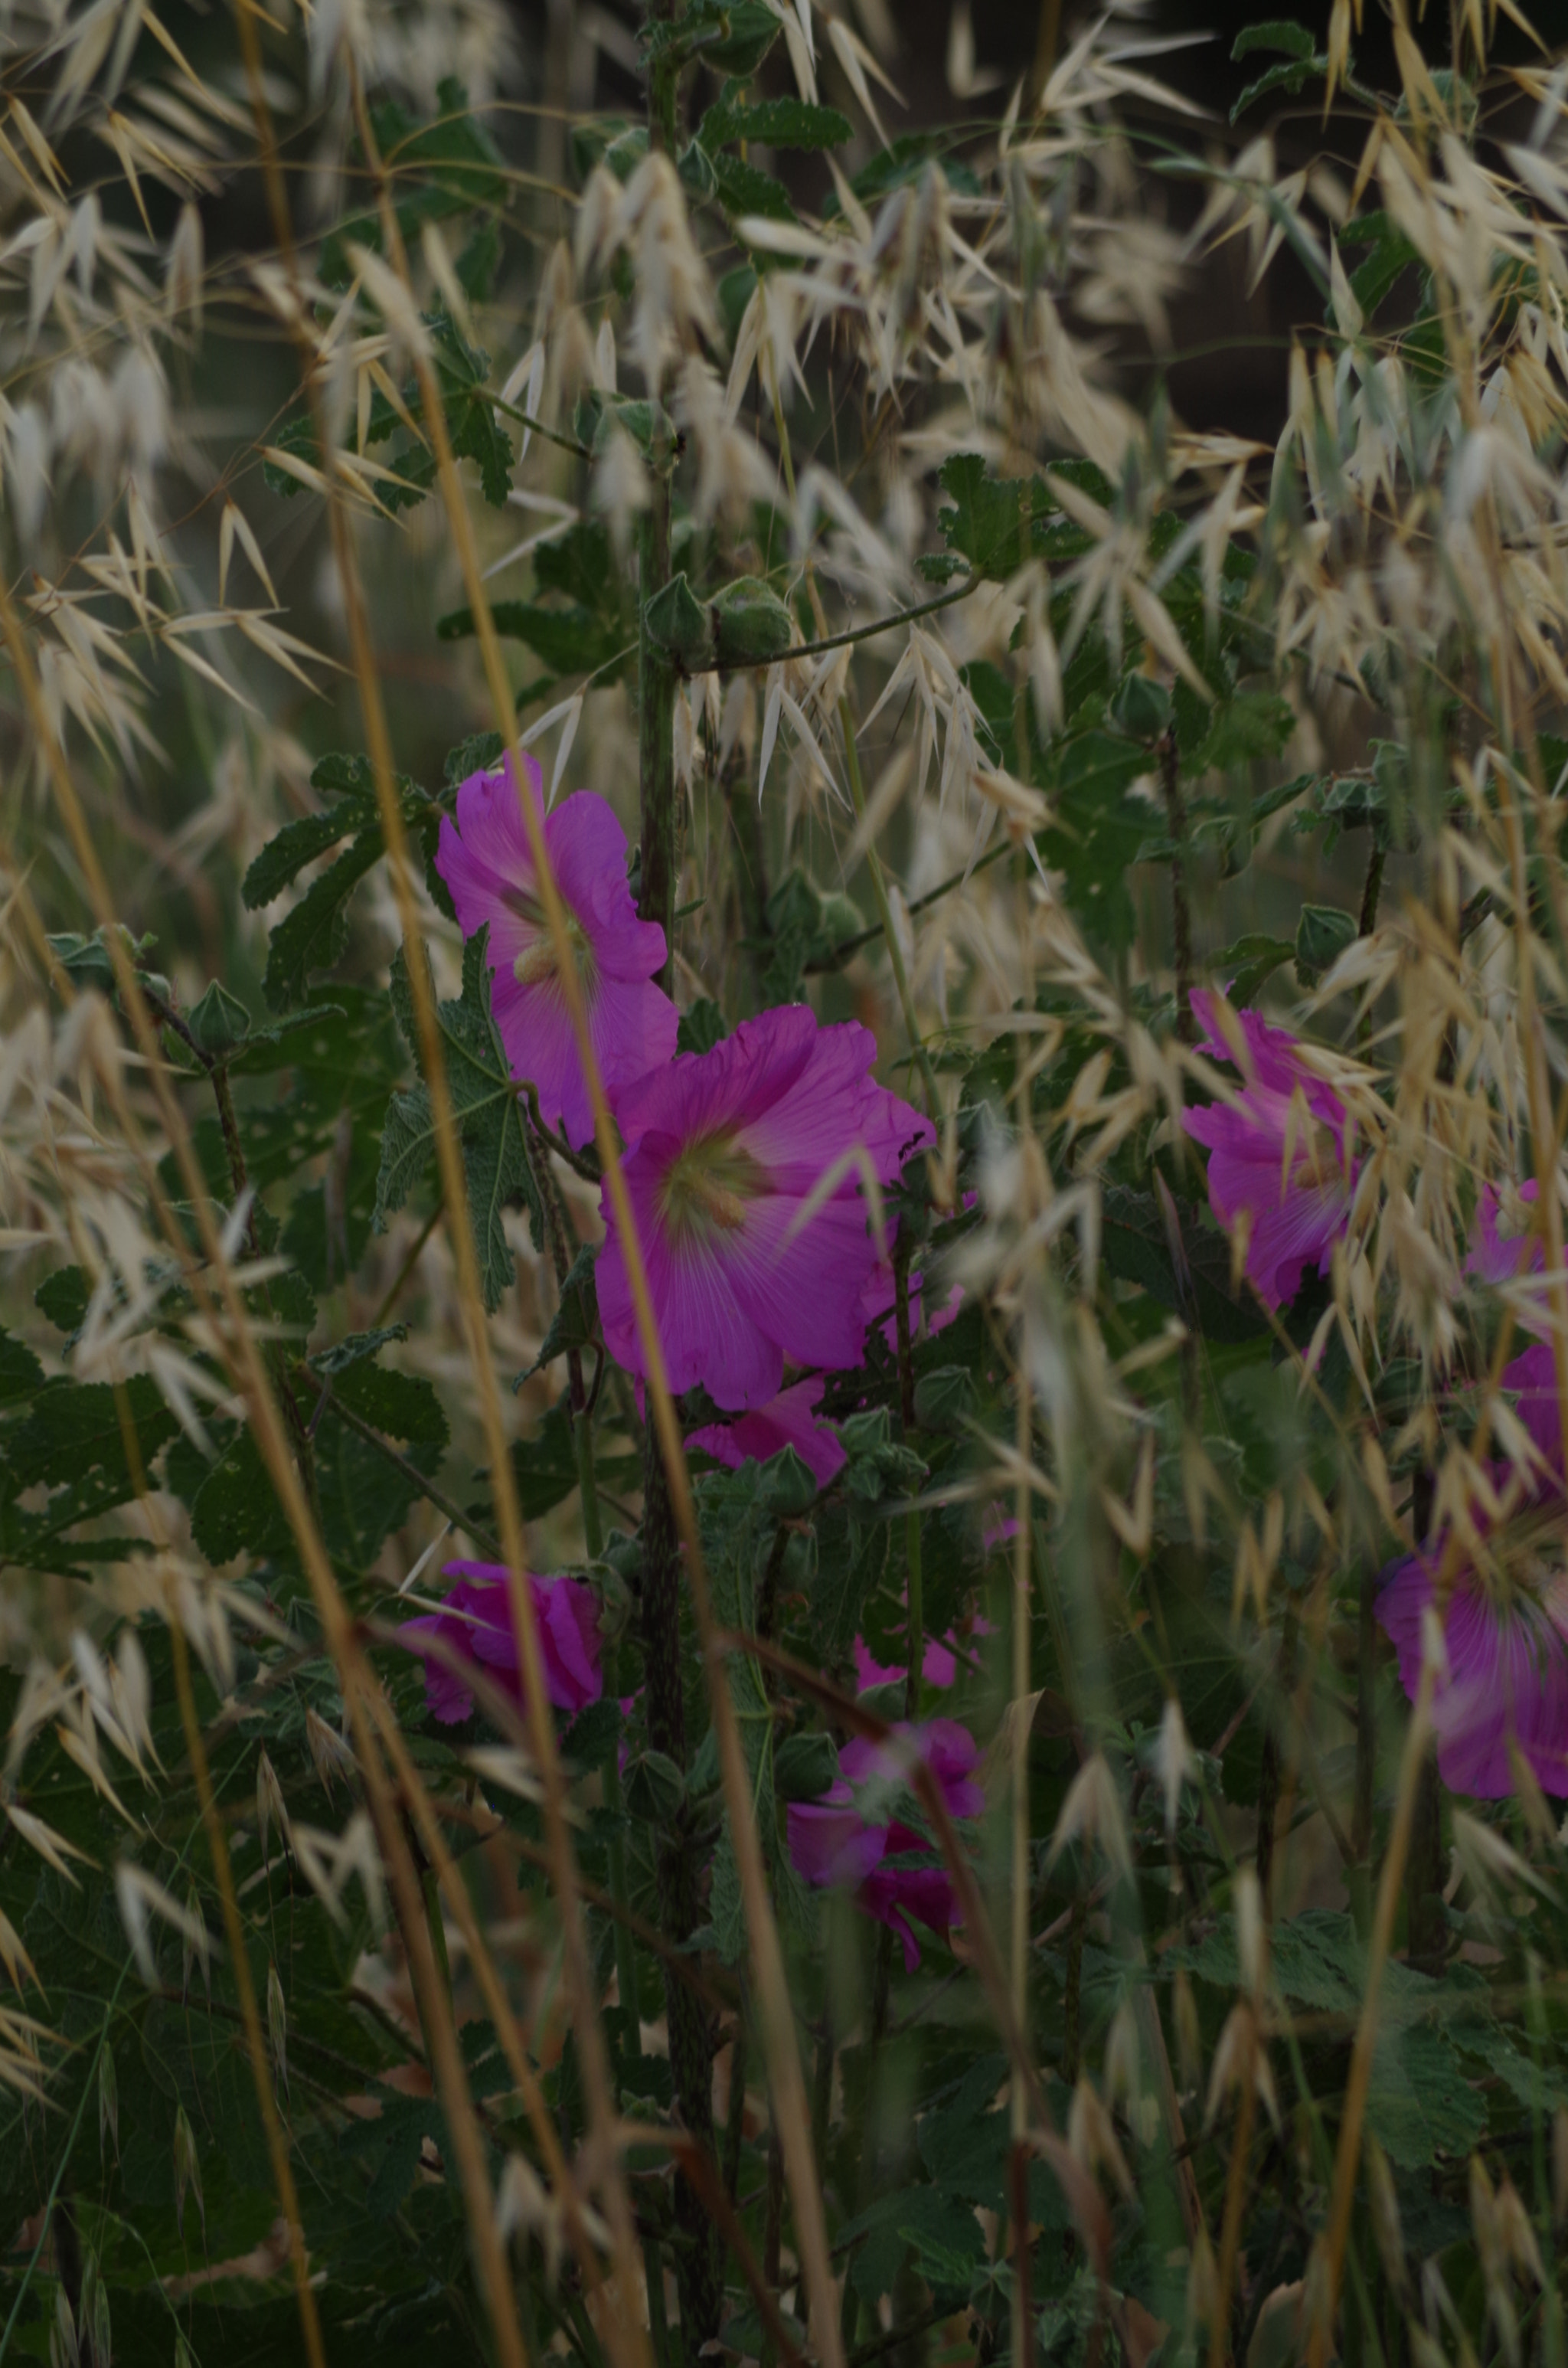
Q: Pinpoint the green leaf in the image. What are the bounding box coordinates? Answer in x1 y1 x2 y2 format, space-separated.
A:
1233 52 1328 120
329 1357 449 1453
833 134 982 218
262 833 389 1012
309 1324 411 1379
707 150 799 226
0 1326 45 1404
1208 933 1295 1006
933 453 1089 583
1037 729 1151 953
516 1245 599 1384
774 1732 839 1802
2 1376 181 1567
912 1365 976 1433
1099 1186 1267 1344
242 809 360 909
438 598 629 681
501 1397 637 1523
1294 901 1357 984
1341 213 1421 318
700 92 852 152
444 729 505 785
319 75 508 286
676 998 727 1055
374 931 543 1311
1232 20 1315 61
1194 689 1296 774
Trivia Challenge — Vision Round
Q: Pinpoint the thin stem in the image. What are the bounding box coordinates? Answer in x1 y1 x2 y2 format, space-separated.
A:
486 390 590 459
717 577 978 672
290 1362 502 1559
371 1198 443 1329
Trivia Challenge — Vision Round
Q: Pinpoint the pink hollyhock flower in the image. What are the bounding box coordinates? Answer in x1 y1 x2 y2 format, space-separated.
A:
687 1375 847 1489
786 1718 982 1969
1377 1343 1568 1797
598 1005 934 1411
400 1562 602 1725
436 752 678 1149
1467 1179 1542 1288
1377 1552 1568 1798
1181 988 1357 1310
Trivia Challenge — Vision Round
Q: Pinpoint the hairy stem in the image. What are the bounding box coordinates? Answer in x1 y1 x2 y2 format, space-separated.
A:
640 1436 720 2353
1159 727 1194 1045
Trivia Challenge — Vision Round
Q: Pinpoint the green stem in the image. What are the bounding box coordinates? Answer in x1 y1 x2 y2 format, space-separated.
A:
638 509 678 994
718 577 979 672
574 1402 604 1561
838 698 940 1117
291 1362 502 1560
893 1250 924 1718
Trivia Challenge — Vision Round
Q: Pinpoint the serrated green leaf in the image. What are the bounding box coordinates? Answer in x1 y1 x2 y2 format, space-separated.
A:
1232 52 1328 121
700 92 851 151
0 1326 45 1403
1295 901 1357 983
242 810 361 911
1232 19 1315 61
517 1245 599 1385
676 998 727 1055
262 833 388 1012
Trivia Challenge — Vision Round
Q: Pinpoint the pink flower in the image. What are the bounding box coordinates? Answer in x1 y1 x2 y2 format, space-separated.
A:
597 1006 934 1411
786 1718 982 1969
1467 1179 1542 1288
400 1562 602 1725
436 753 678 1149
854 1633 959 1693
1181 988 1357 1310
1377 1344 1568 1797
687 1375 847 1489
1377 1554 1568 1799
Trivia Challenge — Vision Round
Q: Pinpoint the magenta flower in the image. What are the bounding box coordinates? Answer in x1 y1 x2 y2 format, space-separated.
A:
597 1006 935 1411
1377 1552 1568 1799
786 1718 982 1969
1467 1179 1542 1288
436 752 678 1149
1377 1343 1568 1797
1181 988 1357 1310
400 1562 602 1725
687 1375 847 1490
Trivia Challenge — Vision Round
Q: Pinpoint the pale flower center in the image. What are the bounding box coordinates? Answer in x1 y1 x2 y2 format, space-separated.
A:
660 1135 764 1243
513 908 591 989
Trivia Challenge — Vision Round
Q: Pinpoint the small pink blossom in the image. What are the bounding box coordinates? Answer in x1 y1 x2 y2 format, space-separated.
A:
598 1005 934 1411
786 1718 982 1969
436 753 678 1149
1181 988 1357 1310
1377 1343 1568 1797
400 1562 602 1725
1466 1179 1542 1289
687 1375 847 1489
